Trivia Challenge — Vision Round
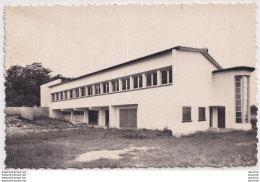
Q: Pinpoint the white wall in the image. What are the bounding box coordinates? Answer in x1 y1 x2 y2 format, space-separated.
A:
40 79 62 107
212 70 252 130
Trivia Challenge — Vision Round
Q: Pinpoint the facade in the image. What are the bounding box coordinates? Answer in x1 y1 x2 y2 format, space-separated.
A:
40 46 255 136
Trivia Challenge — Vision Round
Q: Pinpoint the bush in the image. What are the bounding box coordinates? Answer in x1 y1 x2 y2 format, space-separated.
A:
161 127 172 136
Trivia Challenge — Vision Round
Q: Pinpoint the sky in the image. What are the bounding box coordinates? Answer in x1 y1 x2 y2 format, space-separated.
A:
4 4 257 102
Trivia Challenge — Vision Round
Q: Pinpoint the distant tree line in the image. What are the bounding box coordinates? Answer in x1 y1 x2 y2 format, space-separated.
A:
5 62 70 107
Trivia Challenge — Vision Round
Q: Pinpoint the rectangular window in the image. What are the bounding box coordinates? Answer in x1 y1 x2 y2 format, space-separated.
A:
60 92 63 100
103 82 109 93
64 91 68 100
88 86 93 96
56 93 59 100
75 88 79 98
51 94 55 101
182 106 192 122
63 112 71 115
198 107 206 121
70 90 73 98
169 69 172 83
81 87 85 97
153 72 157 86
146 72 157 87
161 70 167 84
134 75 143 89
112 80 119 92
122 78 130 90
235 75 250 123
147 73 152 86
95 85 100 95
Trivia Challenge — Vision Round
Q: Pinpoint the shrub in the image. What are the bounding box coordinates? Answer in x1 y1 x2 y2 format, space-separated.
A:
161 127 172 136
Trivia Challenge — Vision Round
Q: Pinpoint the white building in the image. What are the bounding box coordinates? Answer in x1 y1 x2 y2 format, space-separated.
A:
40 46 255 136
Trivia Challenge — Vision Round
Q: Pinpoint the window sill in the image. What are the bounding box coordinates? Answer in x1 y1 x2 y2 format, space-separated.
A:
182 120 192 123
198 119 206 121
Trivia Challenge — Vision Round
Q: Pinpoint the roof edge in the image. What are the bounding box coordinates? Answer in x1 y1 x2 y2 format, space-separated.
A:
175 46 223 70
212 66 255 73
49 47 176 88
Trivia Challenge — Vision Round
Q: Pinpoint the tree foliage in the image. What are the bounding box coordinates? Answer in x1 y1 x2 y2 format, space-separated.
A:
5 62 70 107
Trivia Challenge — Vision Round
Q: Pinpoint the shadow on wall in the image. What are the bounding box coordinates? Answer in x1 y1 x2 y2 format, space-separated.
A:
4 107 49 121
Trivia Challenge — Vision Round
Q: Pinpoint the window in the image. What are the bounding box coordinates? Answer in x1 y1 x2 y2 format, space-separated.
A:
60 92 63 100
134 75 143 89
103 82 109 93
51 94 55 101
88 86 93 96
153 72 157 86
75 88 79 98
112 80 119 92
161 67 172 84
122 78 130 90
146 72 157 86
169 69 172 83
73 111 84 115
64 91 68 100
162 70 167 84
235 76 249 123
198 107 206 121
70 90 73 98
81 87 85 97
95 84 100 95
182 106 192 122
56 93 59 100
63 112 71 115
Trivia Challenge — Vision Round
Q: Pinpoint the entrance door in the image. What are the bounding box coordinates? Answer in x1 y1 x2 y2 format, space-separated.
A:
119 108 137 128
89 110 98 125
209 108 213 127
105 110 109 127
218 108 225 128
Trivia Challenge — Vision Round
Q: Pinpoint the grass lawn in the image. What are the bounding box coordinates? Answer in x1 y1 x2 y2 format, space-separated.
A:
5 116 257 168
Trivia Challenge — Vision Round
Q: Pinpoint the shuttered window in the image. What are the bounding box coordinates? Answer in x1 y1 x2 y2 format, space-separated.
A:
198 107 206 121
182 106 192 122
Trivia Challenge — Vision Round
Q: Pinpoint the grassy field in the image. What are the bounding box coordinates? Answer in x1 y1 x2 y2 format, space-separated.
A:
5 116 257 168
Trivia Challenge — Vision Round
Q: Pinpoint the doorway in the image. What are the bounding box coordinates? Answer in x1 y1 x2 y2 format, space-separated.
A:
105 110 109 127
89 110 98 125
218 107 225 128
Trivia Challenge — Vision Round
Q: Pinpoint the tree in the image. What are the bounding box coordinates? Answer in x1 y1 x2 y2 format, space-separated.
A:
5 62 69 107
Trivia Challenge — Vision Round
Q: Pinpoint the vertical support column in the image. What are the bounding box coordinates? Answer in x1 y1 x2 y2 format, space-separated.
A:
109 106 116 128
130 76 134 90
109 81 112 93
247 76 250 123
118 79 122 92
92 85 95 95
142 73 147 88
98 109 104 126
70 110 73 122
79 88 82 97
157 69 162 85
100 83 103 94
84 109 89 124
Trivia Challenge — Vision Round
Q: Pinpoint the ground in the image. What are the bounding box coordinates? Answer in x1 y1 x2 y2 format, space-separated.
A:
5 116 258 168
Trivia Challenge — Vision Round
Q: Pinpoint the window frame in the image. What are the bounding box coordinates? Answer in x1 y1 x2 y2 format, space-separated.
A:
182 106 192 122
198 107 206 121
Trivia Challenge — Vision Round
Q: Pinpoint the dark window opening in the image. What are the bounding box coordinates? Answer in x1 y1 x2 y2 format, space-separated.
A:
182 107 192 122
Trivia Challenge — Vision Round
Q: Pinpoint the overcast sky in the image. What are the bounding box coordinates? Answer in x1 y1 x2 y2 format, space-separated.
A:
4 4 257 102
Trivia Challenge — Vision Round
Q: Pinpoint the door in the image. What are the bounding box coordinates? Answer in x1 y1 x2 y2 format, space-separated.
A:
218 108 225 128
105 110 109 127
119 108 137 128
209 108 213 127
89 110 98 125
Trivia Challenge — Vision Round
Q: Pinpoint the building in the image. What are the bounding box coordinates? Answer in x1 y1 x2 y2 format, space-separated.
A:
40 46 255 136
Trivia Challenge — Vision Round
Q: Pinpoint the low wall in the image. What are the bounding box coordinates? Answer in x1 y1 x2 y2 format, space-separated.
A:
5 107 49 121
